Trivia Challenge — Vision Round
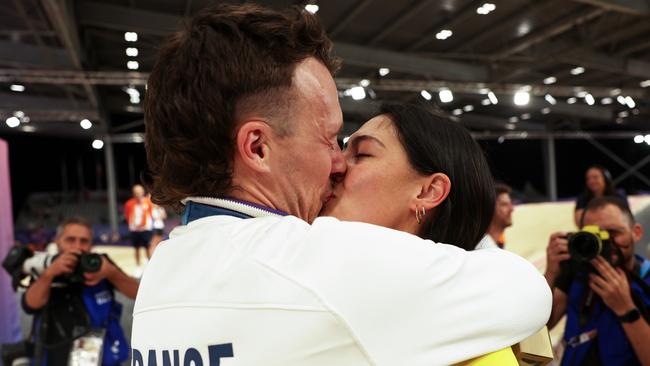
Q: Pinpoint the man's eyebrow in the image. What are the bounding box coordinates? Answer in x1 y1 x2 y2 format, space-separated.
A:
347 134 386 149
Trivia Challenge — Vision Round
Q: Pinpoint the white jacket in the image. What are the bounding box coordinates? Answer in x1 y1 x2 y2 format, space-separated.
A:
132 214 551 366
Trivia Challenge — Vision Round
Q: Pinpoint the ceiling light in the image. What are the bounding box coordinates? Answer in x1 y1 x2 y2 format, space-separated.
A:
92 139 104 149
610 88 621 96
576 91 588 98
618 111 629 118
541 107 551 114
477 3 496 14
420 90 432 100
5 116 20 128
625 96 635 108
479 88 489 94
360 79 370 87
439 89 453 103
463 105 474 112
304 4 319 13
521 113 531 120
509 116 519 123
617 95 627 105
567 97 577 104
481 99 491 106
634 135 644 144
498 136 505 144
543 76 557 85
505 123 516 130
435 29 453 40
80 119 92 130
645 135 650 144
378 67 390 77
585 94 595 105
640 80 650 88
348 86 366 100
452 109 463 116
10 84 25 92
13 111 24 118
601 97 613 105
487 91 498 104
22 125 35 133
632 109 640 115
616 118 624 124
126 47 138 57
544 94 557 105
513 91 530 106
127 61 139 70
570 67 585 75
124 32 138 42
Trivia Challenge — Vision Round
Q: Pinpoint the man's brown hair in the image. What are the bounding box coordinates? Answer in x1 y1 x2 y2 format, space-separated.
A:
144 3 339 210
495 183 512 197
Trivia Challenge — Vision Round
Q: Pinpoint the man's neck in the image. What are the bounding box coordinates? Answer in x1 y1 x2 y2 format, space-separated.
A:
487 224 504 243
227 189 280 213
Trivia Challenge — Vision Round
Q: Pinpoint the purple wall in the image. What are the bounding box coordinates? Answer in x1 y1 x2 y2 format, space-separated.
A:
0 138 20 353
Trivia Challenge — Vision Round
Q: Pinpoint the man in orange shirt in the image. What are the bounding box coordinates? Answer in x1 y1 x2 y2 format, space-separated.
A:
124 184 153 273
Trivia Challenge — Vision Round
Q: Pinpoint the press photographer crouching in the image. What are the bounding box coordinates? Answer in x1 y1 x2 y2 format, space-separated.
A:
4 217 138 365
545 196 650 366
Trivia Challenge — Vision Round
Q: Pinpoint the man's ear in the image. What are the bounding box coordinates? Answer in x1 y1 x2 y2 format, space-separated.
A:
411 173 451 213
235 120 273 173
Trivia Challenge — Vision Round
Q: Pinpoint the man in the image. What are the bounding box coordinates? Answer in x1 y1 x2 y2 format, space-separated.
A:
124 184 153 271
132 4 551 365
545 196 650 365
477 183 514 249
23 217 139 365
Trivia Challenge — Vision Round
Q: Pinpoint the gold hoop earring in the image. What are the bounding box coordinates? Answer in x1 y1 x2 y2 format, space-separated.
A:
416 206 426 224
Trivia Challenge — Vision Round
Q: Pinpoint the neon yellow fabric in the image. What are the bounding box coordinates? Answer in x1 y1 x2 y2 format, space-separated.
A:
454 347 518 366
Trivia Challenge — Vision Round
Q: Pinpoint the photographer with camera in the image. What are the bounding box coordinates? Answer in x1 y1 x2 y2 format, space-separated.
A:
545 196 650 366
22 217 138 365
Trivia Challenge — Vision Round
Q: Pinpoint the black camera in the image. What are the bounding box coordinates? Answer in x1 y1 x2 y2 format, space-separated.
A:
2 245 103 288
564 225 614 273
57 252 103 284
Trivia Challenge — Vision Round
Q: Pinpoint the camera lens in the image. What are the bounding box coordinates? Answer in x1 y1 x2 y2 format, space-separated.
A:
79 254 102 273
569 232 601 262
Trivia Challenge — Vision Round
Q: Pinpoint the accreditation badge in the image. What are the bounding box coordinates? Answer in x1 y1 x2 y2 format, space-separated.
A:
68 328 105 366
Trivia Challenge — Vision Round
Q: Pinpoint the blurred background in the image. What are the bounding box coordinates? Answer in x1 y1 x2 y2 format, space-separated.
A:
1 0 650 364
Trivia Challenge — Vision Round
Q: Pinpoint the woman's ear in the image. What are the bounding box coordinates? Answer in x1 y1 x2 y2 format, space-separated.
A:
235 120 272 173
411 173 451 213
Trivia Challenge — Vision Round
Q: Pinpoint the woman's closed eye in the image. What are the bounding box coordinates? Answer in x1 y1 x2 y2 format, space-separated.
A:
354 152 372 160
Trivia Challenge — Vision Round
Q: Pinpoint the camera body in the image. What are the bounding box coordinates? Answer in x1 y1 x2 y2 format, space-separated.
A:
564 225 613 274
2 245 102 288
58 252 103 284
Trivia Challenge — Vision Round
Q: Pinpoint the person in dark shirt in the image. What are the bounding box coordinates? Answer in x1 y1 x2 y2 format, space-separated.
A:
22 217 139 365
574 165 628 226
546 197 650 366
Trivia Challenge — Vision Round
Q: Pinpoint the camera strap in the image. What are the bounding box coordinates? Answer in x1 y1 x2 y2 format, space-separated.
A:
578 289 595 328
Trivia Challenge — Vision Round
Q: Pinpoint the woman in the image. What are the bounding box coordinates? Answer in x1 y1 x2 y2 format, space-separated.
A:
321 103 520 364
322 103 494 250
573 165 628 226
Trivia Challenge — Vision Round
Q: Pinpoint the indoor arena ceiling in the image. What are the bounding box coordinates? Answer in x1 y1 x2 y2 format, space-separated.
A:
0 0 649 140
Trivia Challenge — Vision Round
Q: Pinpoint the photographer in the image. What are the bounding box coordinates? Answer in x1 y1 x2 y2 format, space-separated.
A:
23 217 138 365
545 196 650 366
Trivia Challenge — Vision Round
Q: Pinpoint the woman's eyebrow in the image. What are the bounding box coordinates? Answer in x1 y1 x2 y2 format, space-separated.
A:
347 134 386 150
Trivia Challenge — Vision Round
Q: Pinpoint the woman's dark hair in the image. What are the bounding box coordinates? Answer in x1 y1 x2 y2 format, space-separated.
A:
578 165 617 204
380 103 495 250
144 3 339 211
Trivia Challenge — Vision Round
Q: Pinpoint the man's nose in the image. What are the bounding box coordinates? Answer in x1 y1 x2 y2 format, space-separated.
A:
330 147 347 182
